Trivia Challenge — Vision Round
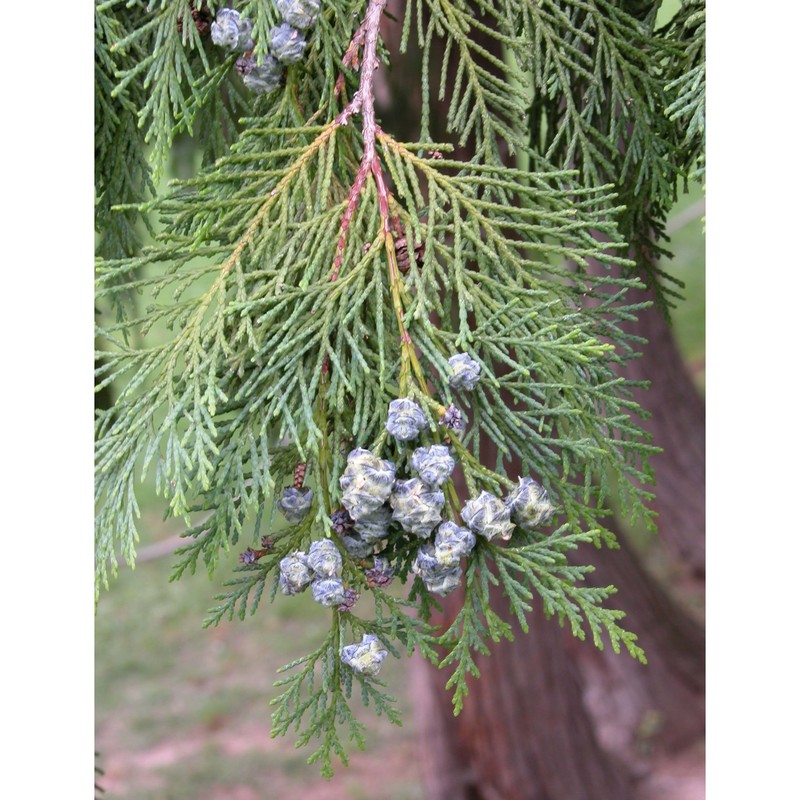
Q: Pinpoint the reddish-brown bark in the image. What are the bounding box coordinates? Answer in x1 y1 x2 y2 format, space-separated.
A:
616 284 706 577
412 587 638 800
375 5 705 795
411 287 705 797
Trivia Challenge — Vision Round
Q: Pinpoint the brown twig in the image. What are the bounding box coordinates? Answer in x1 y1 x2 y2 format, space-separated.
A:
327 1 430 406
331 0 389 282
327 0 424 397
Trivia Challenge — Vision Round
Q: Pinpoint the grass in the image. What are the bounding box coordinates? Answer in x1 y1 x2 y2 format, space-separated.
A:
96 543 426 798
666 181 706 389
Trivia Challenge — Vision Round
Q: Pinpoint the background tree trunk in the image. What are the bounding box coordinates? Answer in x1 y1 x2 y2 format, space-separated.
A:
378 7 705 796
577 527 705 759
412 584 638 800
612 282 706 578
412 282 705 798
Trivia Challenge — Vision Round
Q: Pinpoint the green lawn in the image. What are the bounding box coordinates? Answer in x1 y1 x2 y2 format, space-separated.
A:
96 535 425 799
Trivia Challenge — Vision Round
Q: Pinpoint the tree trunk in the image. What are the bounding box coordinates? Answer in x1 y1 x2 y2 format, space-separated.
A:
412 584 638 800
615 282 706 578
377 6 705 794
577 530 705 760
413 499 705 798
412 283 705 797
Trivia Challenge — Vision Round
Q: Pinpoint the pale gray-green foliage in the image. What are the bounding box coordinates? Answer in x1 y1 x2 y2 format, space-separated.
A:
108 0 248 174
95 0 703 776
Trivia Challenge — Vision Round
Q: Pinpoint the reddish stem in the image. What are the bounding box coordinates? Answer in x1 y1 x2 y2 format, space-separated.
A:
331 0 389 281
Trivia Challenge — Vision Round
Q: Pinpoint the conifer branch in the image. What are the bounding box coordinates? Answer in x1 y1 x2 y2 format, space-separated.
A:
95 0 702 776
331 0 388 278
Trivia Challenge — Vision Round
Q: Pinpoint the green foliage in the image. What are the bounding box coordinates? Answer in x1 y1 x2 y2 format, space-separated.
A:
269 598 435 776
404 0 532 160
95 0 704 777
94 752 105 798
664 0 705 180
95 1 154 262
109 0 241 175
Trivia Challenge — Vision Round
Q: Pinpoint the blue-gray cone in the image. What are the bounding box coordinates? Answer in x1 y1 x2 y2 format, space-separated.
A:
341 533 374 559
279 551 313 595
412 543 462 596
276 0 320 29
410 444 455 487
211 9 254 52
447 353 481 390
278 486 313 523
340 633 388 677
389 478 445 538
311 576 347 607
306 539 342 577
412 542 440 574
352 504 392 543
238 54 283 94
434 521 476 567
423 565 462 596
339 448 396 521
461 490 515 541
386 398 428 442
505 477 555 530
269 23 307 64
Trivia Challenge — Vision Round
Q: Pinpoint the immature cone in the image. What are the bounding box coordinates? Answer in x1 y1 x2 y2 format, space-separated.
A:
279 551 313 596
352 504 392 542
237 55 283 95
439 403 464 432
434 521 476 567
412 543 462 596
330 508 355 535
389 478 445 538
278 486 313 523
338 587 360 613
210 8 254 52
505 477 555 530
339 448 396 520
311 576 347 607
276 0 320 29
365 556 395 587
386 398 428 442
462 490 515 541
340 633 388 677
306 539 342 577
410 445 455 487
341 533 374 559
447 353 481 390
269 23 307 63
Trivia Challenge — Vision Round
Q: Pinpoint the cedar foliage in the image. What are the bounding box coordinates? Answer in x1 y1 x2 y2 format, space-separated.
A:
95 0 704 776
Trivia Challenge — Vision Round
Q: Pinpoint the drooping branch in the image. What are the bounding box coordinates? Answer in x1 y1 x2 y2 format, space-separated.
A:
96 2 700 780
